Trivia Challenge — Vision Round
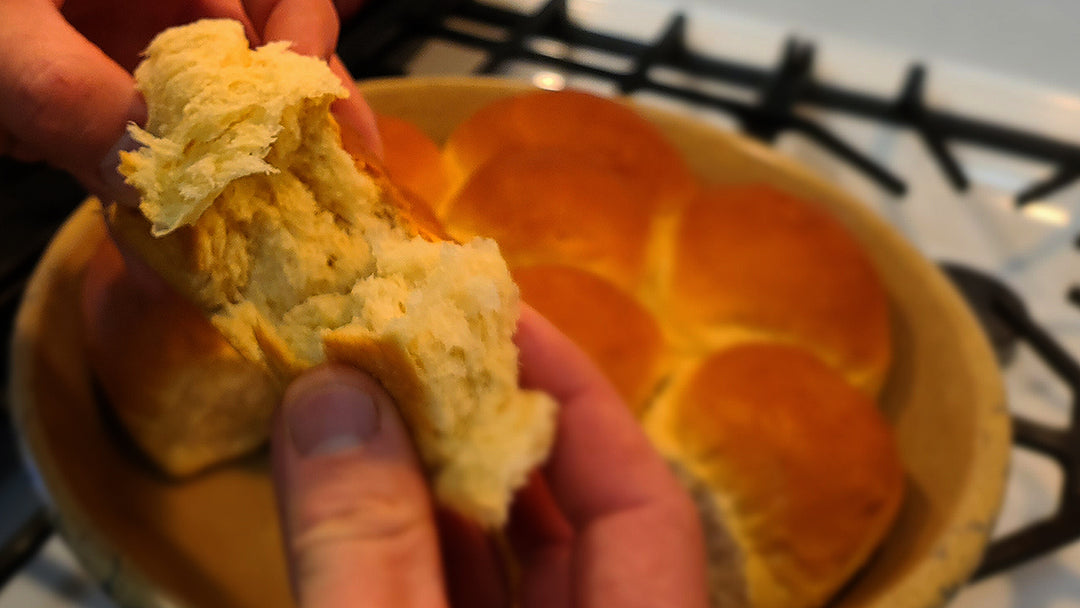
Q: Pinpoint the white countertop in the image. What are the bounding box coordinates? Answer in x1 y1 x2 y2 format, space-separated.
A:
689 0 1080 97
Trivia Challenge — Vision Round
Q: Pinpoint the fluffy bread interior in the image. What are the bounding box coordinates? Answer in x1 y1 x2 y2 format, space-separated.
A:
114 19 556 527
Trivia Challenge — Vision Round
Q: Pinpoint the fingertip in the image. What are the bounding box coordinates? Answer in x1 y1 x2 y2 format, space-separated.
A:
283 365 388 413
513 308 687 528
282 367 381 457
97 126 144 208
330 55 383 158
514 305 606 404
258 0 340 59
279 365 423 461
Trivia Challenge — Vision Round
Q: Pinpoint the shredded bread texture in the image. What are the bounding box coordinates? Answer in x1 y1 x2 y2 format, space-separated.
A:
116 19 556 527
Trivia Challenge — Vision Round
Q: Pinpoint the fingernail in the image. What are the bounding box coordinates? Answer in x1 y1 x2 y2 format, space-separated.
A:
98 131 142 208
285 379 381 457
99 95 147 207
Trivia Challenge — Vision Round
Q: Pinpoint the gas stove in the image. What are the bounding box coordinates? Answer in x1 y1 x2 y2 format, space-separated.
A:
3 0 1080 606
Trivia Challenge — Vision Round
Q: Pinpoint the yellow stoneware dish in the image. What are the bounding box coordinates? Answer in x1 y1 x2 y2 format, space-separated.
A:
9 76 1010 608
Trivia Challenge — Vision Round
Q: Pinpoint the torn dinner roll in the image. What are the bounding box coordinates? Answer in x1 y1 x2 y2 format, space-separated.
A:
107 18 556 527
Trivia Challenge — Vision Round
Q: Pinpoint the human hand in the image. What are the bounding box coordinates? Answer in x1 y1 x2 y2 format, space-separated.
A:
0 0 379 202
271 306 710 607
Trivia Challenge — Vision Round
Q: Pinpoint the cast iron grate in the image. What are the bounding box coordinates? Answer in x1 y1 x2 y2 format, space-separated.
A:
3 0 1080 594
944 264 1080 579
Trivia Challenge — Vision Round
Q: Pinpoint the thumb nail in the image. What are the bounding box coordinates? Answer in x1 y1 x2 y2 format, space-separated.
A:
97 131 142 208
98 95 147 207
284 374 381 457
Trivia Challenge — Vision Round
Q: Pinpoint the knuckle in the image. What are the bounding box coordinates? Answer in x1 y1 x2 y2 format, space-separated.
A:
291 468 432 555
14 57 93 146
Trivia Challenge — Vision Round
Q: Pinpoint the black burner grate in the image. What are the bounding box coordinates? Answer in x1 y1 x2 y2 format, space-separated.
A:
943 265 1080 578
2 0 1080 595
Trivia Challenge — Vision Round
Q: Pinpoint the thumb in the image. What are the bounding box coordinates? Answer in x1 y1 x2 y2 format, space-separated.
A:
272 365 449 608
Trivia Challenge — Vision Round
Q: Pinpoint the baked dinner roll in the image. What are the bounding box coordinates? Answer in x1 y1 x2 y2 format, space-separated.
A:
370 113 452 209
665 184 892 395
646 343 904 608
108 19 556 527
443 147 660 292
441 88 698 213
81 237 277 477
512 264 666 417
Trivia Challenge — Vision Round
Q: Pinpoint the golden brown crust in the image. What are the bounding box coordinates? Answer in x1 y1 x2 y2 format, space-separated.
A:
512 264 666 417
443 147 660 291
346 144 450 243
321 329 436 440
666 184 892 395
105 63 904 592
651 343 904 608
442 89 698 213
80 235 278 477
393 186 454 244
253 321 309 381
106 206 206 299
372 113 453 210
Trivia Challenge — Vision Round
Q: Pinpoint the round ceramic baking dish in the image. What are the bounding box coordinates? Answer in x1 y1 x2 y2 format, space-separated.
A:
9 77 1010 608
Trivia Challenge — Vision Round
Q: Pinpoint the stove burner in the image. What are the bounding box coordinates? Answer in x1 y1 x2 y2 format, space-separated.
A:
1018 163 1080 206
895 66 969 192
937 263 1080 579
937 262 1080 580
942 263 1025 365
